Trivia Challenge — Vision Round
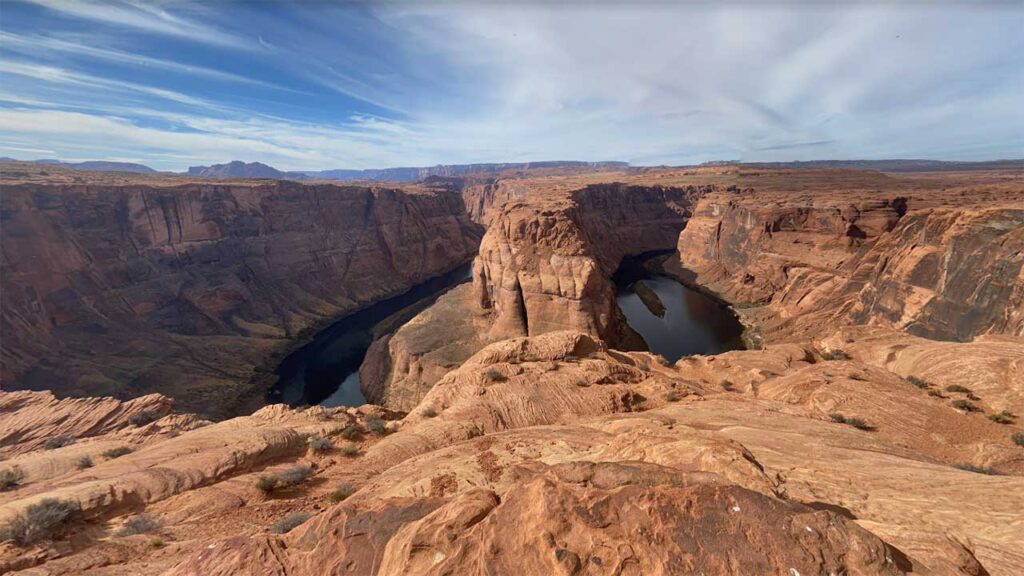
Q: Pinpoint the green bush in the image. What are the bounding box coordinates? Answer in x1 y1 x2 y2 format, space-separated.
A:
951 399 980 412
988 411 1014 425
256 475 279 493
907 376 930 389
0 498 79 545
101 446 134 459
76 456 94 470
114 513 163 537
0 468 24 491
42 435 75 450
340 442 359 457
821 349 849 361
330 483 356 503
339 425 363 440
828 413 846 423
309 437 334 453
844 417 872 431
270 512 311 534
364 416 388 436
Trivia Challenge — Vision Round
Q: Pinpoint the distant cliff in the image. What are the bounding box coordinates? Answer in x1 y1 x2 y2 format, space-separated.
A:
0 178 482 417
307 161 629 182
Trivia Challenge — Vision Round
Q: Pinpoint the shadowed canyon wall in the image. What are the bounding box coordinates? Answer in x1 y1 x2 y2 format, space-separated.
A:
0 180 482 417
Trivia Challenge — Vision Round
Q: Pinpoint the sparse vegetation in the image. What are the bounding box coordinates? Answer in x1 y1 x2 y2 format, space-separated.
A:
309 436 334 453
987 410 1014 424
278 464 314 486
149 536 165 548
0 468 24 491
340 442 359 457
848 373 866 381
101 446 134 459
844 417 872 431
42 435 75 450
485 368 507 382
339 425 363 440
945 384 972 394
270 512 311 534
907 375 930 389
365 415 388 436
966 392 981 401
1012 432 1024 447
115 513 163 537
951 399 980 412
665 390 682 402
0 498 79 545
820 349 849 361
128 411 160 427
953 463 1000 475
927 389 945 398
330 483 356 502
256 475 279 493
421 407 438 418
76 456 94 470
719 380 735 392
575 379 591 387
828 413 847 423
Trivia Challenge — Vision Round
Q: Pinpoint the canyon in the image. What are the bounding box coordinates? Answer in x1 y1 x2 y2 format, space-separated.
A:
1 161 1022 575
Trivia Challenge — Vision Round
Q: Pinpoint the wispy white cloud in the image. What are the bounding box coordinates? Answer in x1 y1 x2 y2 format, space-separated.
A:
21 0 255 49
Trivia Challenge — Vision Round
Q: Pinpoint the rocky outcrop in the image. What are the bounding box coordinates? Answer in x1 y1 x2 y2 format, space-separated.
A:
361 183 705 410
0 176 482 417
474 184 704 343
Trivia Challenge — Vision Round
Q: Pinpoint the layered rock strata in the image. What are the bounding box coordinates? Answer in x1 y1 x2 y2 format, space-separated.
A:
0 167 482 417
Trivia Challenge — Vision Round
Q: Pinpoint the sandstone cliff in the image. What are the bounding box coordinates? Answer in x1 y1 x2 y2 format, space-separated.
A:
1 169 482 417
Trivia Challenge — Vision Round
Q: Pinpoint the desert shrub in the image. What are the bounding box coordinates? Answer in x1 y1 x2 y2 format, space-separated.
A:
953 463 999 475
485 368 507 382
256 475 279 493
101 446 133 459
844 417 872 431
421 407 438 418
270 512 311 534
0 468 24 491
848 373 866 381
365 416 388 436
76 456 94 470
575 379 591 388
945 384 971 394
927 389 945 398
128 411 159 427
821 349 849 361
1 498 79 545
115 513 163 537
987 410 1014 425
339 425 363 440
828 413 846 423
1012 432 1024 447
42 435 75 450
906 375 930 388
309 436 334 453
278 464 314 487
340 442 359 457
330 483 356 503
665 390 682 402
149 536 165 548
719 380 735 392
951 399 980 412
966 393 981 401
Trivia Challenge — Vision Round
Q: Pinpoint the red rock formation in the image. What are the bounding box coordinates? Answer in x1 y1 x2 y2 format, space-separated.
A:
0 174 482 417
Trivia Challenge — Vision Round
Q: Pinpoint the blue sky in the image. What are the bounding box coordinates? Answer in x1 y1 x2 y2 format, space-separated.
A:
0 1 1021 171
